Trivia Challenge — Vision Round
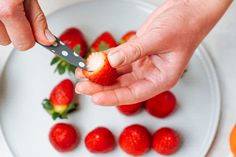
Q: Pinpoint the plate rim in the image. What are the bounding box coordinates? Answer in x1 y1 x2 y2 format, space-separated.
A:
0 0 221 156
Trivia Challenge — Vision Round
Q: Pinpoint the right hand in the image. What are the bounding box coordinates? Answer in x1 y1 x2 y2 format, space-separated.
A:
0 0 55 50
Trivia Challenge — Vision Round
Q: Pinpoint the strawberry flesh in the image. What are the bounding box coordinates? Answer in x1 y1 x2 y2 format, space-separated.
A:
83 52 118 86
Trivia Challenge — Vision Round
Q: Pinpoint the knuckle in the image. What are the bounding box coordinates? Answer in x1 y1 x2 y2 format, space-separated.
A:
34 12 46 23
0 40 11 46
0 2 18 18
129 41 143 58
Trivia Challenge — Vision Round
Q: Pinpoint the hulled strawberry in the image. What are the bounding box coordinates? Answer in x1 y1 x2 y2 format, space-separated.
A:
152 127 181 155
119 124 151 156
145 91 177 118
85 127 115 153
49 123 80 152
117 102 143 116
51 27 88 75
119 31 136 44
83 52 118 86
90 32 117 53
42 79 77 120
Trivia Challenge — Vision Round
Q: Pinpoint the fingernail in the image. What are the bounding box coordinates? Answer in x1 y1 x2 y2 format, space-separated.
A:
45 29 56 42
75 84 83 94
108 52 124 67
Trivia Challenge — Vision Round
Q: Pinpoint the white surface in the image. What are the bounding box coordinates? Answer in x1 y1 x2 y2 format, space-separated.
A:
0 0 235 157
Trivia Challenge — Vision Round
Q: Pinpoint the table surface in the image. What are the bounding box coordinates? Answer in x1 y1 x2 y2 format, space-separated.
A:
0 0 235 157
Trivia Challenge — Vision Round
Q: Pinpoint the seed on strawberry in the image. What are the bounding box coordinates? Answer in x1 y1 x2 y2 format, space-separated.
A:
152 127 181 155
85 127 115 153
49 123 79 152
42 79 78 120
145 91 177 118
51 27 88 75
83 52 118 86
117 102 143 116
119 124 151 156
119 31 136 44
90 32 117 53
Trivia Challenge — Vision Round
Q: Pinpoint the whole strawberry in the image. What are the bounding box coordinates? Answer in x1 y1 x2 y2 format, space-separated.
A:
119 31 136 44
90 32 117 53
145 91 177 118
85 127 115 153
42 79 77 120
119 124 151 156
83 52 118 86
152 127 181 155
49 123 79 152
51 27 88 74
117 102 143 116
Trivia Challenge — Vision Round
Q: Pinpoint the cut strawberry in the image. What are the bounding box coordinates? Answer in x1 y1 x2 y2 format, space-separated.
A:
90 32 117 53
119 124 151 156
145 91 177 118
85 127 115 153
49 123 79 152
119 31 136 44
117 102 143 116
152 127 181 155
51 27 88 75
42 79 78 120
83 52 118 86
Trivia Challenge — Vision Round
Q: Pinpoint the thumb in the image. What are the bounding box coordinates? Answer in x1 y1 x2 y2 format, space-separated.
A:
108 32 162 68
24 0 55 45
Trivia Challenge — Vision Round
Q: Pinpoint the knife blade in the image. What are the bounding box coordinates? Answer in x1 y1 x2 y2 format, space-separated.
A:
38 37 87 70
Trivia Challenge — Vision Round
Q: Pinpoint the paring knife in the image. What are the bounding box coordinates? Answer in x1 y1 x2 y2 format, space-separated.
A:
38 37 87 70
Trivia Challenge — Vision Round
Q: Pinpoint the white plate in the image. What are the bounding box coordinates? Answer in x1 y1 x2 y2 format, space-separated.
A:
0 0 220 157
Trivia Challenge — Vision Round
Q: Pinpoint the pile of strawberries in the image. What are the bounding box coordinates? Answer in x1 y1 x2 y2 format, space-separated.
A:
42 27 182 156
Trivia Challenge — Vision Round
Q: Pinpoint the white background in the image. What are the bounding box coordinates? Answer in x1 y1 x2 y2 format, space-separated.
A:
0 0 235 157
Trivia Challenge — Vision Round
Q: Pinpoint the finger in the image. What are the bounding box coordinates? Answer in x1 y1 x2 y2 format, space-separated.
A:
24 0 55 45
92 79 160 106
0 21 11 45
107 32 165 68
75 72 137 95
0 2 35 50
75 68 85 78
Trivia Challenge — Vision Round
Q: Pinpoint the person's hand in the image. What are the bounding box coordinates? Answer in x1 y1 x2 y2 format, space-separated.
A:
0 0 55 50
75 0 232 106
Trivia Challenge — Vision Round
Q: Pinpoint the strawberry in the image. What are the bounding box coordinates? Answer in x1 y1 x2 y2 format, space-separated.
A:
49 123 79 152
152 127 181 155
83 52 118 86
42 79 77 120
85 127 115 153
117 102 143 116
90 32 117 53
145 91 177 118
119 31 136 44
51 27 88 75
119 124 151 156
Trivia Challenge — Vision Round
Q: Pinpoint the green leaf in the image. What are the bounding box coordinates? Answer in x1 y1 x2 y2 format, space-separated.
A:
52 112 61 120
50 56 61 65
57 62 66 75
98 42 109 51
67 64 76 74
42 99 53 110
66 103 78 114
74 44 81 54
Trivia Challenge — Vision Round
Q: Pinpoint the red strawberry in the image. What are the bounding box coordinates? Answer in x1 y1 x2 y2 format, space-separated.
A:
85 127 115 153
119 31 136 44
117 102 143 116
83 52 118 86
51 27 88 75
42 79 77 120
152 127 181 155
49 123 79 152
119 124 151 156
90 32 117 52
145 91 177 118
